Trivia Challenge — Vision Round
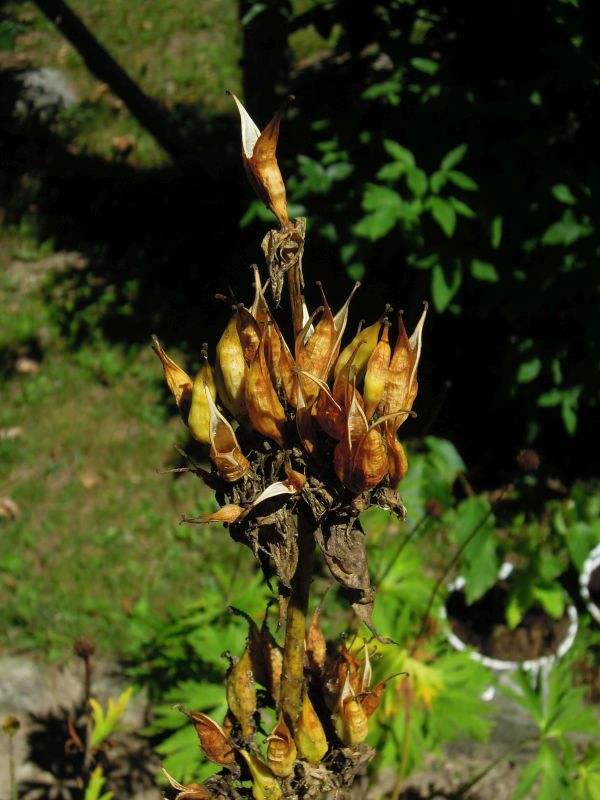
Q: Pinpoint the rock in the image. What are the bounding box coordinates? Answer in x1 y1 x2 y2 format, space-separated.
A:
15 67 77 121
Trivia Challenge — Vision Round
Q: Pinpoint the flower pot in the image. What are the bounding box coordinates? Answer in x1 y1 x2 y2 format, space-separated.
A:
579 543 600 624
441 563 578 676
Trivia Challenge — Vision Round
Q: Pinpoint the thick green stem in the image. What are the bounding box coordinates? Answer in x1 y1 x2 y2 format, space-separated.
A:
279 520 314 727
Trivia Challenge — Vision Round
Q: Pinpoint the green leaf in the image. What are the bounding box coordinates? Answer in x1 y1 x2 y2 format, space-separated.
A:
383 139 416 166
431 263 461 311
430 197 457 237
353 208 399 241
447 170 479 191
542 210 593 246
326 162 354 181
430 170 448 193
410 57 439 75
532 585 565 619
491 215 503 248
516 357 541 383
377 162 406 181
552 184 576 205
90 687 133 747
450 197 476 218
537 388 563 407
84 767 113 800
362 183 404 213
406 166 428 196
440 144 468 170
470 259 499 282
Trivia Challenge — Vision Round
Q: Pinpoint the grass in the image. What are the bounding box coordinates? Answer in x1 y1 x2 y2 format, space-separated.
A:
3 0 242 165
0 234 260 660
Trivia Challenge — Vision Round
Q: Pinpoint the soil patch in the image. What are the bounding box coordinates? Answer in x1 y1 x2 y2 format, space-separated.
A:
446 581 571 662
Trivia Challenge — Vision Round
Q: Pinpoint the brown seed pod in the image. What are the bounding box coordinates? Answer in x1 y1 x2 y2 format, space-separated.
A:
205 386 250 482
294 693 328 764
385 428 409 489
229 92 292 231
177 708 235 767
214 314 248 422
226 645 257 738
245 328 286 447
236 305 263 367
162 768 212 799
305 605 327 673
266 714 297 778
151 336 193 420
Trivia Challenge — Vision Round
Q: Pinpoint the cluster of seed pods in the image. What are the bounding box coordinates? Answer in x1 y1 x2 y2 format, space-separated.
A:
152 271 426 506
162 611 393 800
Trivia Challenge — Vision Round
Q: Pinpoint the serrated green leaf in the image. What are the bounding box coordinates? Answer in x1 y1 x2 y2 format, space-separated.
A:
447 170 479 191
441 144 468 170
470 259 499 282
84 767 113 800
406 166 428 196
552 184 576 205
431 262 461 311
430 197 457 237
383 139 416 166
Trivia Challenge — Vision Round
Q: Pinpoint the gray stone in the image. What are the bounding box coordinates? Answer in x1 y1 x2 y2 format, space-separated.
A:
15 67 77 120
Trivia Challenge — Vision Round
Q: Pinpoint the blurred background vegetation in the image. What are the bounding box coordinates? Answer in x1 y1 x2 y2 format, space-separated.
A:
1 0 600 794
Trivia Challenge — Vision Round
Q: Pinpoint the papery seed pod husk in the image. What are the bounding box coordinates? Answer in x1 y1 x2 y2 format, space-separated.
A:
295 302 332 406
226 645 256 737
267 322 297 407
236 305 262 366
333 674 369 746
266 714 297 778
195 504 245 524
205 385 250 482
376 305 427 432
305 605 327 673
151 336 193 420
229 92 291 231
240 750 282 800
162 768 212 800
385 428 409 489
295 378 323 465
215 314 248 422
294 693 328 764
349 427 389 493
187 361 217 444
178 708 235 766
333 383 368 489
334 315 383 382
359 679 387 718
363 321 391 421
245 328 286 447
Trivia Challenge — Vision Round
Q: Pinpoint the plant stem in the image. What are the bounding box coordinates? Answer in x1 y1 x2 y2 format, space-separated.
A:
83 654 93 772
279 518 314 727
8 736 17 800
456 736 537 798
390 678 413 800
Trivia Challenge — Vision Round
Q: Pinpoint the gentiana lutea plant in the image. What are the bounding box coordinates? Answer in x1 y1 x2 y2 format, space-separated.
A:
152 93 427 800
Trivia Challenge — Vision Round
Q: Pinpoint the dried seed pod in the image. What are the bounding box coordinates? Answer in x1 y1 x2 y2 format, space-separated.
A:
151 336 193 420
226 645 256 737
359 679 388 718
332 673 369 746
229 92 292 230
376 304 427 432
236 305 263 366
239 750 282 800
294 694 328 764
194 504 245 524
178 708 235 767
305 605 327 673
215 313 248 421
349 427 389 493
245 328 286 447
205 386 250 482
187 356 217 445
363 321 391 420
266 714 297 778
162 768 211 800
334 313 385 382
385 428 409 488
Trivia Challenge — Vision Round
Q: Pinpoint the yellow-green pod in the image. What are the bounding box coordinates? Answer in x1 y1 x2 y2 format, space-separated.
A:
187 362 216 444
